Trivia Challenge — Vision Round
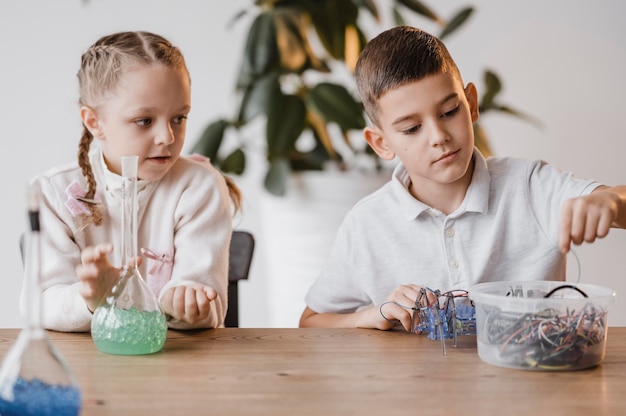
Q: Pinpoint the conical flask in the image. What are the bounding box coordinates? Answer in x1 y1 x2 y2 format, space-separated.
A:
0 183 82 416
91 155 167 355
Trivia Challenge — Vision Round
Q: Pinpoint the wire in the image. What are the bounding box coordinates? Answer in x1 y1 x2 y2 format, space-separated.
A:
570 248 581 284
483 295 606 369
543 284 588 299
379 301 414 326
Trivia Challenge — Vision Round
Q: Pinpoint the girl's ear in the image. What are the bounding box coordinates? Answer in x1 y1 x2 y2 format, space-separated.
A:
464 82 480 123
364 126 396 161
80 106 104 140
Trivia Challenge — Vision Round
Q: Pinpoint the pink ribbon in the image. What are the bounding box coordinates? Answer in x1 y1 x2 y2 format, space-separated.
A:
141 247 174 296
140 247 174 275
64 181 92 217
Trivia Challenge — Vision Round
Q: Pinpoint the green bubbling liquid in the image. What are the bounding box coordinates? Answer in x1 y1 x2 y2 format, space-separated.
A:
91 306 167 355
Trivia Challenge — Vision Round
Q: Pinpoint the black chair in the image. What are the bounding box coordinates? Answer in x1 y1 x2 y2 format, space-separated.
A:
225 230 255 327
19 230 255 328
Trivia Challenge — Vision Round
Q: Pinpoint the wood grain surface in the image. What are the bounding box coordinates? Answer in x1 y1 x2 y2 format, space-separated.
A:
0 327 624 415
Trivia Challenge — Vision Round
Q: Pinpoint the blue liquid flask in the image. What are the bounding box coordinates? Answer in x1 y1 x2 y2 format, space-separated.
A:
91 155 167 355
0 183 82 416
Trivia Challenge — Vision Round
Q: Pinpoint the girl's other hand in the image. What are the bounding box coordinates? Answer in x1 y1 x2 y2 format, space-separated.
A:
160 283 217 324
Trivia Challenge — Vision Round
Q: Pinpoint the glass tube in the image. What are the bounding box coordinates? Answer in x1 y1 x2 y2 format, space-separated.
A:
0 182 82 415
91 155 167 355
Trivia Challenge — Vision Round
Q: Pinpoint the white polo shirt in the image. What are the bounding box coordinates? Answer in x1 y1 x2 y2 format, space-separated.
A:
304 149 601 314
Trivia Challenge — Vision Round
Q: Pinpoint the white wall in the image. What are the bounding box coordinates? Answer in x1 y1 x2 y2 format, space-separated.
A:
1 0 625 328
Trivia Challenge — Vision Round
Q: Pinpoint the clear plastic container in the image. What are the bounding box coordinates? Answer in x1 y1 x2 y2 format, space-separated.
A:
468 280 615 371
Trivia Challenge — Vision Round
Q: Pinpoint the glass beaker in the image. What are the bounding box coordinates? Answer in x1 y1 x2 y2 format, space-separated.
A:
91 155 167 355
0 183 82 416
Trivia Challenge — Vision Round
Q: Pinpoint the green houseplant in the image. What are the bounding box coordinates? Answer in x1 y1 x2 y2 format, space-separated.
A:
191 0 536 196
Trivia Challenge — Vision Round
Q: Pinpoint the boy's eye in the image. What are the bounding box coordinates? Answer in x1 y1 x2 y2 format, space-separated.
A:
135 118 152 127
402 125 421 135
442 106 460 118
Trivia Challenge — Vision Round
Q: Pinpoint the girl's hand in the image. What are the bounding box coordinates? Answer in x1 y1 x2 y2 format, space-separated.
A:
160 283 218 324
75 243 117 313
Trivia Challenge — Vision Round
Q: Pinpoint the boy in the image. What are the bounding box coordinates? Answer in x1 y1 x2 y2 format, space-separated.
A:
299 26 626 332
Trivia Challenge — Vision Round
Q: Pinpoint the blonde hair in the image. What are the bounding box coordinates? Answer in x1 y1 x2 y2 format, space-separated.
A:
76 31 241 225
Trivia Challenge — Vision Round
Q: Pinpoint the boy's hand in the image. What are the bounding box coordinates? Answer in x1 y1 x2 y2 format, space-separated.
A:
160 283 217 324
376 284 437 332
76 243 117 313
559 187 620 253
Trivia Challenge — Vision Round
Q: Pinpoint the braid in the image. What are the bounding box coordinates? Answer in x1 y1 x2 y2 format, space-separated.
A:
77 126 103 226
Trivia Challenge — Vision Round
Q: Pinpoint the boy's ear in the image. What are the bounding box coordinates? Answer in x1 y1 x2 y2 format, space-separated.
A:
364 126 396 161
464 82 480 122
80 106 104 140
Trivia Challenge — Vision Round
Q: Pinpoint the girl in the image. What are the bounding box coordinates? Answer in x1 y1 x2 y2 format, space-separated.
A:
23 31 241 332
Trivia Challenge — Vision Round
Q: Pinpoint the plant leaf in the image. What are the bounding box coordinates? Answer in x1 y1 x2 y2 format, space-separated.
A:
344 24 361 72
479 70 502 112
306 109 336 158
274 8 308 72
190 119 229 161
490 105 544 129
395 0 441 23
227 8 250 29
392 5 406 27
354 0 380 22
356 25 368 54
264 157 291 196
290 141 331 172
275 7 330 73
237 71 281 123
267 94 307 157
309 0 358 60
306 83 365 131
341 130 355 153
237 12 278 88
221 148 246 175
439 7 474 40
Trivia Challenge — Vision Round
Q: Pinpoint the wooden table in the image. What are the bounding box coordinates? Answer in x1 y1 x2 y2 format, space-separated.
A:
1 327 625 415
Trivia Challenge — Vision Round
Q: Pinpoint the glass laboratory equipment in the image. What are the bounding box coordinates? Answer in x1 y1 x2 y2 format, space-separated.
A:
0 183 82 416
91 155 167 355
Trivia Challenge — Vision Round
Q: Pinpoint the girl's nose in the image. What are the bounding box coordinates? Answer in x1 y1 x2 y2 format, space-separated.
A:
155 123 176 146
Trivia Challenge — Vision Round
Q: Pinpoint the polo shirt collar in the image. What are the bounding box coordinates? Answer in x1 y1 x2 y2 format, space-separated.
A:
391 147 490 221
391 163 430 220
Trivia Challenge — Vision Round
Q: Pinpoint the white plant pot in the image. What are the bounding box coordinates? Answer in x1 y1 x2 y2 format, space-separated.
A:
256 169 389 327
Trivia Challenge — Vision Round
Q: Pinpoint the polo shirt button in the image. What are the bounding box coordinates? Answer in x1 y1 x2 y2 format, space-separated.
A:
445 227 454 237
450 259 459 268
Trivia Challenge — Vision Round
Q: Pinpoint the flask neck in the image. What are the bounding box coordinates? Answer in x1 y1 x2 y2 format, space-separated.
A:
120 173 138 270
23 229 42 330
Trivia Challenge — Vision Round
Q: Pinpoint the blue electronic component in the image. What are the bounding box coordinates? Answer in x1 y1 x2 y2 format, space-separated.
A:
411 289 476 354
450 299 477 337
414 307 448 340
